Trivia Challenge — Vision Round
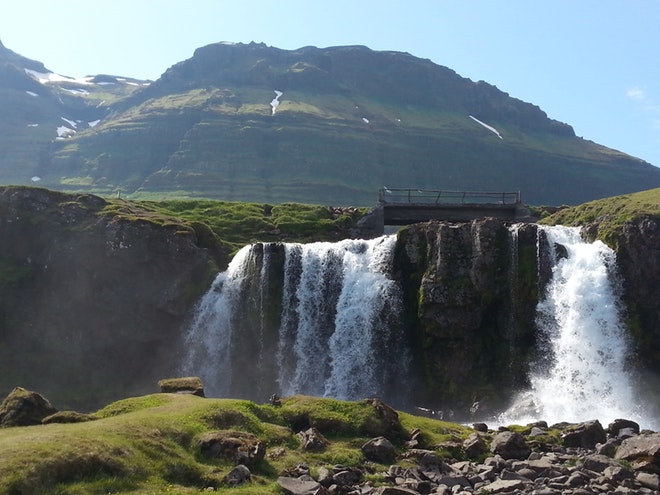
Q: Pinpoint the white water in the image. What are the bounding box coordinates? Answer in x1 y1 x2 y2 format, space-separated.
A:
500 226 650 427
182 235 409 402
181 244 256 394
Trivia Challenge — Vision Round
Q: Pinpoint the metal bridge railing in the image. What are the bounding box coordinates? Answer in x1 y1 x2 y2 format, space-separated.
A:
378 188 521 205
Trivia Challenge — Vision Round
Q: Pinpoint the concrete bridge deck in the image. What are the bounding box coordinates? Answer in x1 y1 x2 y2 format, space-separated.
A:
379 188 530 225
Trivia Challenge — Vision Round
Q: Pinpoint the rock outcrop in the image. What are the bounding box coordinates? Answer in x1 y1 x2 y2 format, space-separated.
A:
0 187 226 410
614 217 660 368
0 386 57 427
393 220 541 416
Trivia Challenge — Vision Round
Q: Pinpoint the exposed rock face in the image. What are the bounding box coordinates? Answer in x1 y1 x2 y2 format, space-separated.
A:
393 219 541 416
614 217 660 369
0 187 225 410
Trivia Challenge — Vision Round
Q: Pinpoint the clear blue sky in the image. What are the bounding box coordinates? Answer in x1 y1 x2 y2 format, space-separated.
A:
1 0 659 167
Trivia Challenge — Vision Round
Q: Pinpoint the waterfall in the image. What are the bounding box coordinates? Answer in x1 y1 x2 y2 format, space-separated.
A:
182 235 410 404
500 225 649 427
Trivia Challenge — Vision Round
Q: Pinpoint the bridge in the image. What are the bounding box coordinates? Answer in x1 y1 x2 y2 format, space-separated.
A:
378 188 531 225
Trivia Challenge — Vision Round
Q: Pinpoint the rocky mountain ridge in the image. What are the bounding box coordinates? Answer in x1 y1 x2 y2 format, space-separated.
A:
1 41 659 205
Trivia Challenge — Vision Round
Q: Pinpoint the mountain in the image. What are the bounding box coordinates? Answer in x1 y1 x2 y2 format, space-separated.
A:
1 40 660 205
0 39 148 185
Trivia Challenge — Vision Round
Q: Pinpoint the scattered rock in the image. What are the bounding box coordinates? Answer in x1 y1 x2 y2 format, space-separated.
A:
224 464 251 486
278 476 327 495
608 418 640 437
463 432 488 458
561 420 607 449
636 471 660 490
614 432 660 474
473 422 489 432
490 431 532 460
0 387 58 427
274 418 660 495
362 436 396 463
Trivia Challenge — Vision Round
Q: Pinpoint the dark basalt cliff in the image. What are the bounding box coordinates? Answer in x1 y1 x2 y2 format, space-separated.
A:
591 217 660 393
393 220 543 415
0 187 225 409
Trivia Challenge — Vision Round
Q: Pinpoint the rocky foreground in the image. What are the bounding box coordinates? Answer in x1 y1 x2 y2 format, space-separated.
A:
276 419 660 495
1 382 658 495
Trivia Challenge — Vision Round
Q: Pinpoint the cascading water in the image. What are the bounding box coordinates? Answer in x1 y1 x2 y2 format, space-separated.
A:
182 235 410 404
500 225 651 427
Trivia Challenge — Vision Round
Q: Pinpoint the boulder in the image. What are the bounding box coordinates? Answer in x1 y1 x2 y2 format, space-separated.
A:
636 472 660 490
224 464 251 486
157 376 205 397
197 430 265 467
0 387 57 427
463 432 488 459
362 436 396 463
277 476 328 495
490 431 531 460
561 420 607 449
363 398 405 439
298 427 329 451
607 418 640 437
582 453 622 473
596 437 620 457
373 487 425 495
614 432 660 474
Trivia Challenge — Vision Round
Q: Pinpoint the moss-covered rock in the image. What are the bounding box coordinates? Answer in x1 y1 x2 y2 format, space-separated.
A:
393 219 540 416
0 387 57 427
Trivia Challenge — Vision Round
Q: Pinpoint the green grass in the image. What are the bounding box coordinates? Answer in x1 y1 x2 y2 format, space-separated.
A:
101 198 367 254
0 393 480 494
540 187 660 248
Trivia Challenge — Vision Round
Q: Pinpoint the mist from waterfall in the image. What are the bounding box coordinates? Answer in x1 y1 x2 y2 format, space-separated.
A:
181 235 410 404
500 225 654 429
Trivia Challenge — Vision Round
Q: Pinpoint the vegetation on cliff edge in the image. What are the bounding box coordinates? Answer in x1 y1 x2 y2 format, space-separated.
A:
539 187 660 248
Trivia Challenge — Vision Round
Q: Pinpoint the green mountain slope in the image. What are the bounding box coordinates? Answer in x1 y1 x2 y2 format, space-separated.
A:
0 39 148 184
2 41 660 205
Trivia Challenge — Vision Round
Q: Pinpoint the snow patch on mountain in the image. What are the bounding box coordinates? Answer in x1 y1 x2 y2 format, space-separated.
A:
61 117 78 128
469 115 503 139
271 90 283 115
56 127 74 138
25 68 93 86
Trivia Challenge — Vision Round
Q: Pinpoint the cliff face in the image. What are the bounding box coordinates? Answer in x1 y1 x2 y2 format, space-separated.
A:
610 218 660 370
393 220 542 416
0 187 223 410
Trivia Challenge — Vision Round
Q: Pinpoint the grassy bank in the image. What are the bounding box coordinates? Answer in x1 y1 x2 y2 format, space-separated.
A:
0 393 473 494
540 187 660 248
